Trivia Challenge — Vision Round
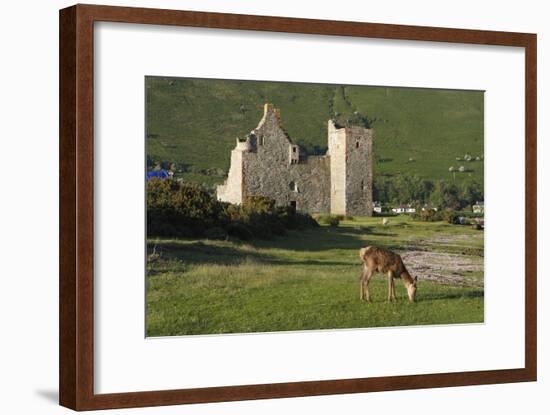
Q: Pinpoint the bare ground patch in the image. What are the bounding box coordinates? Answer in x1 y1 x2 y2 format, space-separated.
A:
401 250 483 287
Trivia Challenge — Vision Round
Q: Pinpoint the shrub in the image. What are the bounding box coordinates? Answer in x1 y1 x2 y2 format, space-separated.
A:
238 197 319 234
289 211 320 229
316 214 341 227
147 181 318 240
411 208 449 222
277 206 318 230
412 208 480 225
226 222 253 241
328 216 340 227
238 195 286 238
203 227 227 240
442 210 460 224
147 179 226 237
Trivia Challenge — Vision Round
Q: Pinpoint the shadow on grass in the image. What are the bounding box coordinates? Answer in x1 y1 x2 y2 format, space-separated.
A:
418 290 484 302
352 225 398 237
248 225 403 253
146 224 413 273
148 240 272 265
270 259 356 267
148 240 360 269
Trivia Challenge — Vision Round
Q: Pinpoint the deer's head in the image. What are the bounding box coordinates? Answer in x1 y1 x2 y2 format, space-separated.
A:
407 276 418 302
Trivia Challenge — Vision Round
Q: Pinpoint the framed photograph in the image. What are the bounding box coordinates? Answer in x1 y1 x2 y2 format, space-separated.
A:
59 4 537 411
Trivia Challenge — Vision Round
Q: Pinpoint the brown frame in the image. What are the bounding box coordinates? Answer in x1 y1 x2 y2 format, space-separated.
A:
59 3 537 411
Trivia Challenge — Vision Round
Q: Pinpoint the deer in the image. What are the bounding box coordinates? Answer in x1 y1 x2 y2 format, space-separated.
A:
359 246 418 303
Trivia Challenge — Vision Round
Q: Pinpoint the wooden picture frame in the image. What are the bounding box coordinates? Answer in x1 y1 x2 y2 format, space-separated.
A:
59 4 537 411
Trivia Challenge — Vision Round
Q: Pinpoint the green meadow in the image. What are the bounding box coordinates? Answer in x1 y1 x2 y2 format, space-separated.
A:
145 77 484 187
146 216 484 336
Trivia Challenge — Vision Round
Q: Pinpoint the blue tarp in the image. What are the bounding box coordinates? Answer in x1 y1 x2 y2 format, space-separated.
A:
146 170 170 180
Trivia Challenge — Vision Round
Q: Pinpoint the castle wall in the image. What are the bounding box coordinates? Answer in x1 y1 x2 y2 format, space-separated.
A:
244 153 330 213
216 144 245 204
217 104 373 216
241 105 330 213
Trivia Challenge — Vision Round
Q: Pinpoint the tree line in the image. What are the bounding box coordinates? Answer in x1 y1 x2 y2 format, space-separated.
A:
374 174 483 210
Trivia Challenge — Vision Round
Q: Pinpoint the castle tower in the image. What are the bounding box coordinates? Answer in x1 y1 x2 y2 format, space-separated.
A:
328 120 373 216
216 137 251 204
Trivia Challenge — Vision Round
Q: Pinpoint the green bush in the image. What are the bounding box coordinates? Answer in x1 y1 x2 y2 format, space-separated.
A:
147 181 317 240
411 209 443 222
203 227 227 240
316 214 341 227
328 217 340 227
226 222 253 241
147 179 226 237
237 196 286 238
281 208 320 230
228 197 318 238
442 210 460 224
411 208 476 225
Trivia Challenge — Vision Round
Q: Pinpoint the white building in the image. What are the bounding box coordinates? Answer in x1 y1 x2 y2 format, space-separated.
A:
421 204 438 212
391 205 416 214
472 201 484 214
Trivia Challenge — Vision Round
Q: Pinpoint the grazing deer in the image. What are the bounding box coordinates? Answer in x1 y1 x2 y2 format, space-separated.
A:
359 246 418 302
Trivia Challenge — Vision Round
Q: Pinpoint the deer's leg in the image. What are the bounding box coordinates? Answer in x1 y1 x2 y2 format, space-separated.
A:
391 276 397 300
363 267 373 303
387 271 395 302
360 265 370 301
359 267 365 301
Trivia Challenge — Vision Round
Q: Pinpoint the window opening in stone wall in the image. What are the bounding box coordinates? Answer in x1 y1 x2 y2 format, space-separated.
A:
289 181 298 192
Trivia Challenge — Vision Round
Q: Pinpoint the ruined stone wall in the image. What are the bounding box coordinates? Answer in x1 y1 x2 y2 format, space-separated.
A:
216 141 246 204
241 105 330 213
217 104 373 216
290 156 331 212
244 154 330 213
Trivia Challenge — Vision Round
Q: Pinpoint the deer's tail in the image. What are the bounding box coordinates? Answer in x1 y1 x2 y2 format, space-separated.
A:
359 246 373 262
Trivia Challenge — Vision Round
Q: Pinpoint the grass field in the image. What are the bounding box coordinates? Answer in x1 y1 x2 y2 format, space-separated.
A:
146 77 484 187
146 216 484 336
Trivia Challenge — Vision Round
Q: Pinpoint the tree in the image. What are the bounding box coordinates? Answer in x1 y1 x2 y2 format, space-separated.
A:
460 181 483 207
442 183 462 210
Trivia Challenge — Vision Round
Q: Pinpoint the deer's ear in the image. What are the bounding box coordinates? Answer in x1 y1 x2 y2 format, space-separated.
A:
414 276 418 282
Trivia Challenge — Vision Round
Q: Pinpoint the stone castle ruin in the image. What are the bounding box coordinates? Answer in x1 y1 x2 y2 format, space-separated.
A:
217 104 373 216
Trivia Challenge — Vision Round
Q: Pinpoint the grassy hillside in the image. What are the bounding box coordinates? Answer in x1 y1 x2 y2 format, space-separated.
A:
146 77 484 187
